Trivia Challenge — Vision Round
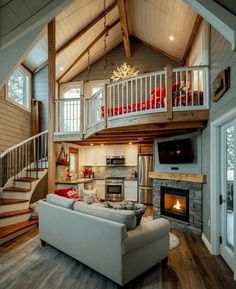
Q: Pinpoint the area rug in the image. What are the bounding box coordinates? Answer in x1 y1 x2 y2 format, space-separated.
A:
142 216 180 250
0 234 162 289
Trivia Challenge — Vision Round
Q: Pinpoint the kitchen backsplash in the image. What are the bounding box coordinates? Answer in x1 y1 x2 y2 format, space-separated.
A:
80 166 137 179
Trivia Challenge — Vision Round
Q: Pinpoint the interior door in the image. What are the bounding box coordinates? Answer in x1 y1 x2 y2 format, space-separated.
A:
220 120 236 274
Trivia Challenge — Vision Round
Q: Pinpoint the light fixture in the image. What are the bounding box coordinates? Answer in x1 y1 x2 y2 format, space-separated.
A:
60 67 64 71
129 142 132 145
101 144 104 146
90 143 94 146
169 36 174 41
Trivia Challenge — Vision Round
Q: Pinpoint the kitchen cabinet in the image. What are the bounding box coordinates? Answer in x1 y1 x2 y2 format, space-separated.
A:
79 145 138 166
124 180 137 201
93 180 106 199
138 144 153 154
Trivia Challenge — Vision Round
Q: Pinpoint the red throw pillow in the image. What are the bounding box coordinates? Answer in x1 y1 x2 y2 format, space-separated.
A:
55 187 80 201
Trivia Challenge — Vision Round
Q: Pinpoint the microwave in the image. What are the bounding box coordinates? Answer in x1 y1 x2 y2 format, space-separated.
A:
106 156 125 166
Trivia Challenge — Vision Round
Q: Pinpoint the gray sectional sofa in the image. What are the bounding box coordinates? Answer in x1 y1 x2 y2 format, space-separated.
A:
39 194 170 286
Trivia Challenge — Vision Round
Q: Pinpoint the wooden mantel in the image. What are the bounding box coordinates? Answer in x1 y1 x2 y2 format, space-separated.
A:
149 172 207 184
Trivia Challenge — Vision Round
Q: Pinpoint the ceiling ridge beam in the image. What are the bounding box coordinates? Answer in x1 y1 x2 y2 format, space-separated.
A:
117 0 131 61
134 36 182 64
56 0 118 56
57 18 120 83
181 15 203 65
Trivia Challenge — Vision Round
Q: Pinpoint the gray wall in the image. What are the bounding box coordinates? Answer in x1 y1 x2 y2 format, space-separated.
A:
202 26 236 242
33 66 48 131
72 38 180 81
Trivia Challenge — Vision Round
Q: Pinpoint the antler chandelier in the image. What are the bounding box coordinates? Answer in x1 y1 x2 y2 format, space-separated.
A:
111 62 139 82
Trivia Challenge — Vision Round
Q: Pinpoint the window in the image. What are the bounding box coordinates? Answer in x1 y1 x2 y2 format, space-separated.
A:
7 66 31 111
59 82 83 133
69 147 78 173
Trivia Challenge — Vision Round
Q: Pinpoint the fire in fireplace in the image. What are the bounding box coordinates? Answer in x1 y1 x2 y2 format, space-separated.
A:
160 186 189 222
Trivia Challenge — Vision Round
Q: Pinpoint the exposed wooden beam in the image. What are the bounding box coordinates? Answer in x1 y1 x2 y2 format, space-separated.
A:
136 37 182 64
117 0 131 61
47 19 56 193
56 1 118 56
181 15 203 65
57 19 120 83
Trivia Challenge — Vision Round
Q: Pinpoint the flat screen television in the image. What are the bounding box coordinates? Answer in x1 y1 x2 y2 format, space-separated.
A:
157 138 193 164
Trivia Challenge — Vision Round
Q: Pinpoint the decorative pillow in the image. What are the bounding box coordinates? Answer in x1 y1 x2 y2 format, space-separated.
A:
55 187 80 201
83 189 97 204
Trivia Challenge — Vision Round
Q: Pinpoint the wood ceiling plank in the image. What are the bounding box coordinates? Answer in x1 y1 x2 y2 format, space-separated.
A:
135 37 182 64
57 18 120 83
117 0 131 61
56 1 118 56
181 15 203 65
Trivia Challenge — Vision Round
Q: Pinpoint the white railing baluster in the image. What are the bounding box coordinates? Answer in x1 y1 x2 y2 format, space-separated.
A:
186 69 189 106
136 79 138 112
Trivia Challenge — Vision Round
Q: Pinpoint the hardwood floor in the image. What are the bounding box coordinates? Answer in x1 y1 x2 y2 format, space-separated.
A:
0 227 236 289
163 229 236 289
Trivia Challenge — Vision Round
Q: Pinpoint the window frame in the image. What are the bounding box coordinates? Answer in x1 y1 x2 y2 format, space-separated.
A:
69 147 78 173
60 81 83 99
6 65 32 112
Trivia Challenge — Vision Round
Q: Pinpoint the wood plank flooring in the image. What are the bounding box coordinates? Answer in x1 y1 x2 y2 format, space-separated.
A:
0 225 236 289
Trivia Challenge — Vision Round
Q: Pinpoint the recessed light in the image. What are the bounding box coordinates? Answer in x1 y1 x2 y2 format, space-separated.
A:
90 143 94 146
60 67 64 71
101 144 104 146
169 36 174 41
129 142 132 145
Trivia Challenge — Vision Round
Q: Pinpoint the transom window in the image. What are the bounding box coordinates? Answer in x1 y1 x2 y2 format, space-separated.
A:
7 66 31 111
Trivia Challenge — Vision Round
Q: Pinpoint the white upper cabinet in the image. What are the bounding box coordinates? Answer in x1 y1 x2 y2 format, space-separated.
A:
79 145 138 166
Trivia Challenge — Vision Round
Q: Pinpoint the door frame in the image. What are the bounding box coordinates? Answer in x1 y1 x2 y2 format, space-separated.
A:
211 107 236 279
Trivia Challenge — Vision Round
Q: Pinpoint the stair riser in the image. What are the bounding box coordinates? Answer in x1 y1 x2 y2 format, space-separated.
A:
2 192 29 200
13 181 31 190
23 171 45 178
0 202 29 213
0 213 32 227
0 224 37 245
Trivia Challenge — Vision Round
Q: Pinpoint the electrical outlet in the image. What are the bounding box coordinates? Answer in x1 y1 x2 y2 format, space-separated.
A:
208 219 211 227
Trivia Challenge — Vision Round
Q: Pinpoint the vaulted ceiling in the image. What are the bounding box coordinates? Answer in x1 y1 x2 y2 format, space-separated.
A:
23 0 198 82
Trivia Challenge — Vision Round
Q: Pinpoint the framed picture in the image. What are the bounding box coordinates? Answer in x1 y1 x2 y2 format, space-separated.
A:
212 67 230 102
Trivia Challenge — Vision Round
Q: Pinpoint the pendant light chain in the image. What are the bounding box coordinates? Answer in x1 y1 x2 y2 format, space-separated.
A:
86 48 91 83
103 0 108 78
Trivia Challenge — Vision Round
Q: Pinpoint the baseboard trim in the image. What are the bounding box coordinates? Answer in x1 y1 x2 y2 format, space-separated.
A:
201 233 212 254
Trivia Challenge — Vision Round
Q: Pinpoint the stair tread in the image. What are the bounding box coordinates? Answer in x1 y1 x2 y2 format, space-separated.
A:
0 198 28 205
15 177 39 182
3 187 31 192
0 220 38 238
0 209 32 218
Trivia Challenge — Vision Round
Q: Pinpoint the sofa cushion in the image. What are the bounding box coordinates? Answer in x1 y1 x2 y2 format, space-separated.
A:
55 188 80 201
47 193 76 209
74 202 136 230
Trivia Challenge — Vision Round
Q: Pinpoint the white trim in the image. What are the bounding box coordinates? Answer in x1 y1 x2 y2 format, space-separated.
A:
211 107 236 256
201 233 212 254
184 0 236 50
6 65 32 112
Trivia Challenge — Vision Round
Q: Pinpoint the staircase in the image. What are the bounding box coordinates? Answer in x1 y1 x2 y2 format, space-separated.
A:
0 131 48 244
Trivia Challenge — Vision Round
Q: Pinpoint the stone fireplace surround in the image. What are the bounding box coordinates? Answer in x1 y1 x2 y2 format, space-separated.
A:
153 179 203 235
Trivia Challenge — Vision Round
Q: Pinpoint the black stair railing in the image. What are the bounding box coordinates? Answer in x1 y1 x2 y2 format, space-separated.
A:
0 130 48 188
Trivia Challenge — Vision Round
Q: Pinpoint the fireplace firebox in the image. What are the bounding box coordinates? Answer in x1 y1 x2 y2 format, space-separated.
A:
160 186 189 222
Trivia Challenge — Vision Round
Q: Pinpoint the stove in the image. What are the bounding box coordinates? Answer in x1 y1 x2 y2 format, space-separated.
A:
105 177 124 201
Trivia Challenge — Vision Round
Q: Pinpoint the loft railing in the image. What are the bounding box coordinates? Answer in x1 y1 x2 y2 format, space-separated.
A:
107 70 167 119
54 65 209 135
54 98 81 134
85 89 104 129
0 130 48 188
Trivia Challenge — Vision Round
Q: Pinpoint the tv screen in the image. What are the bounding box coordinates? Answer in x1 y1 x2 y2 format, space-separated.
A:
157 138 193 164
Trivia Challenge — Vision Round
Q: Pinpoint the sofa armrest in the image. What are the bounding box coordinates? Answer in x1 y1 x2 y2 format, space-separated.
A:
123 218 170 254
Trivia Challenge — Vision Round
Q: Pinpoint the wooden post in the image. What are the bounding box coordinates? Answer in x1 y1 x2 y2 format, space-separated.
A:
48 19 56 193
165 65 173 120
31 100 40 135
80 95 84 138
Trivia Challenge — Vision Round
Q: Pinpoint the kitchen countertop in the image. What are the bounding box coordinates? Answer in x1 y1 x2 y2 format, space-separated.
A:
124 178 138 181
55 178 93 184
